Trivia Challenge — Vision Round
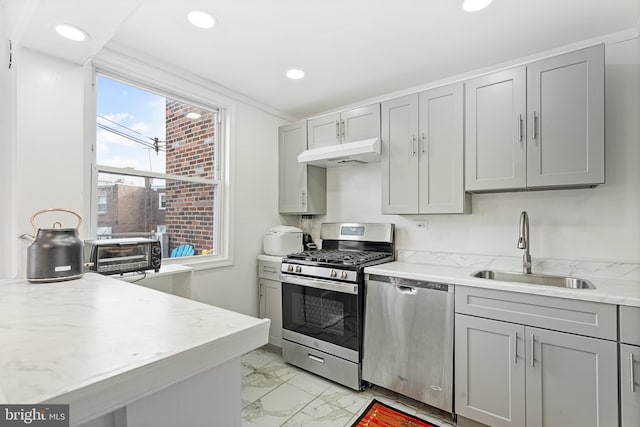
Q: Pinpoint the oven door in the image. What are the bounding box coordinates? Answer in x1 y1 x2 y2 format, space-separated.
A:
282 274 361 353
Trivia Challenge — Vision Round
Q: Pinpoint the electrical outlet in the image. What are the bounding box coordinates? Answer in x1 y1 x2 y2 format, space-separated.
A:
415 220 428 229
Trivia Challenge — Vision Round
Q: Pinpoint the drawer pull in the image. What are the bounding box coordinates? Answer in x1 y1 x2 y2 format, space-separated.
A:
530 334 535 367
631 353 636 393
308 354 325 364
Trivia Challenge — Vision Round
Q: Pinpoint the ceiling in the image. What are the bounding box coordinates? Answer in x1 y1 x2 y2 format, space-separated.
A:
8 0 640 118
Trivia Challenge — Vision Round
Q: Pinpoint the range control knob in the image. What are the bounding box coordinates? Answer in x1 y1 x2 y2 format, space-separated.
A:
295 266 302 273
341 271 348 279
330 270 337 278
287 265 294 272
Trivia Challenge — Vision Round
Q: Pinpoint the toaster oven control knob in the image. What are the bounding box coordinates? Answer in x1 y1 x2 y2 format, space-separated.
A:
152 258 161 267
287 265 294 272
152 246 161 255
295 266 302 273
330 270 337 278
341 271 348 279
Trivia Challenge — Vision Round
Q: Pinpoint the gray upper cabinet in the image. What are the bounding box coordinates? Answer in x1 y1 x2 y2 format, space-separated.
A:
278 121 326 214
465 44 604 192
381 94 420 213
382 84 468 214
527 46 605 187
307 104 380 149
418 83 467 213
465 67 527 191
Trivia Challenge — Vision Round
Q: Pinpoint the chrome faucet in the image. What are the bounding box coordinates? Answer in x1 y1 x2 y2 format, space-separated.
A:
517 211 532 274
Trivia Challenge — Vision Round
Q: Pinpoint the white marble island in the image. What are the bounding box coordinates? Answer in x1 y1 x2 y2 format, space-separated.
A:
0 273 269 426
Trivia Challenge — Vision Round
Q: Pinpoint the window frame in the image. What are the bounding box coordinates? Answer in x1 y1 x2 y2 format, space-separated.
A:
85 59 234 271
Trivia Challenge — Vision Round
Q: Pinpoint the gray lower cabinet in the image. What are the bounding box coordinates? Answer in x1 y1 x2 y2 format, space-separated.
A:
455 315 525 427
465 44 604 192
525 327 618 427
620 344 640 427
258 278 282 347
381 83 469 214
258 258 283 348
278 121 326 214
620 306 640 427
455 286 618 427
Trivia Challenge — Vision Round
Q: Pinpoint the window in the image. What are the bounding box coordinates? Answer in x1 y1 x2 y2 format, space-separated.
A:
97 194 108 214
93 74 223 259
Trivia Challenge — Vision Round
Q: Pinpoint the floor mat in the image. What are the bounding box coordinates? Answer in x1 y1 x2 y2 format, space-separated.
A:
351 399 440 427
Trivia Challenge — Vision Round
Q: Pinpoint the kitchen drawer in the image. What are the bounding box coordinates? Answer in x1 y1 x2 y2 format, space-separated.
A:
258 260 282 281
455 286 617 340
620 306 640 346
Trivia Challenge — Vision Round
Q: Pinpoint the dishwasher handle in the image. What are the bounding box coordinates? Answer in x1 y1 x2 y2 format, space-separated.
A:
396 285 418 295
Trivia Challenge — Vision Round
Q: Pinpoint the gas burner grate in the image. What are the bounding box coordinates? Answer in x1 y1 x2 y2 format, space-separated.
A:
287 249 391 266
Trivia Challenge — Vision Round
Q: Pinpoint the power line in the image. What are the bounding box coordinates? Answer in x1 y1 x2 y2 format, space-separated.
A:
97 114 165 143
96 123 166 152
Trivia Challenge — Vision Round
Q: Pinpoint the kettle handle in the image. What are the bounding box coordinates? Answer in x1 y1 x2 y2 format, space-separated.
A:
30 208 83 234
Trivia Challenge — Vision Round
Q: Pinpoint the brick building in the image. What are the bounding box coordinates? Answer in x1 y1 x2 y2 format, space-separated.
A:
97 180 165 236
163 99 216 254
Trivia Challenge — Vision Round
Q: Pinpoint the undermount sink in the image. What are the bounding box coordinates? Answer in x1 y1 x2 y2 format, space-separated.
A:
471 270 596 289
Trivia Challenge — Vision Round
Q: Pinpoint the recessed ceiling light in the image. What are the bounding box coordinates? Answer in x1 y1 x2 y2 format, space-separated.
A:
55 24 89 41
286 69 305 80
188 11 215 29
462 0 493 12
186 112 202 120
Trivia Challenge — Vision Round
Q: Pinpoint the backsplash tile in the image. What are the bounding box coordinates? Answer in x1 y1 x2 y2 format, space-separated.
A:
397 250 640 281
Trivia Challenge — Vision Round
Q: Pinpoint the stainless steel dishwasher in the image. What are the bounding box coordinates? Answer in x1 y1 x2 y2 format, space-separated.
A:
362 274 454 413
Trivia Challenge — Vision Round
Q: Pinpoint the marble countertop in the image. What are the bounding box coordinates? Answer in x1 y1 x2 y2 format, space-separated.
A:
0 273 269 409
365 262 640 307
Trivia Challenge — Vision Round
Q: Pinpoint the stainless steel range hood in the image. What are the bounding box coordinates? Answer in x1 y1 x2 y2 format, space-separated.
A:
297 138 381 168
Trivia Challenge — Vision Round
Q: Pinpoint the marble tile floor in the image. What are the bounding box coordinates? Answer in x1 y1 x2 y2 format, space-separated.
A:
241 347 457 427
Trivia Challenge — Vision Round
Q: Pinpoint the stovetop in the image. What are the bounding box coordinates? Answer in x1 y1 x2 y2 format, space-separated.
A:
285 249 391 266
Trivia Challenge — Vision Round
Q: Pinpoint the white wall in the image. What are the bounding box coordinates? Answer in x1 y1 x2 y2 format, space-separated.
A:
191 102 285 315
316 36 640 264
8 47 286 317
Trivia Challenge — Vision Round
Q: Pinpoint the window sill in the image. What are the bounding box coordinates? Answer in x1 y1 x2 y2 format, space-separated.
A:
161 255 232 271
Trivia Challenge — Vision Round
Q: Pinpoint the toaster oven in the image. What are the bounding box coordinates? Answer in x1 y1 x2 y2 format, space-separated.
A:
85 238 161 275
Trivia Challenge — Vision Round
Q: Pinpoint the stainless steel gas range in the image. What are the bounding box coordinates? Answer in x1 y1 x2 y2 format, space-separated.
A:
280 222 394 390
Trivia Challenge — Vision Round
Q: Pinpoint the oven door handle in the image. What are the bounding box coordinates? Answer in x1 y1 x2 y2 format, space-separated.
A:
282 274 358 295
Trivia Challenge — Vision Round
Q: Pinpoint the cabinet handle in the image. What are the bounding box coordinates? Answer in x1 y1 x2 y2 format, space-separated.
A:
341 120 345 139
308 354 325 364
532 111 538 142
421 132 427 155
301 191 306 206
336 120 340 139
530 333 535 367
513 331 518 364
631 353 636 393
519 114 524 142
410 135 417 156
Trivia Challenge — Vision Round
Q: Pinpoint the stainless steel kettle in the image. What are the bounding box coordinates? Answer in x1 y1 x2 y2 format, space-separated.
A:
26 208 84 283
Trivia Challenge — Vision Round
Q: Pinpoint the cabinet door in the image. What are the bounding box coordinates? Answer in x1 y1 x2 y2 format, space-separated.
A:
381 94 419 214
307 113 341 149
525 327 618 427
418 83 465 213
465 67 526 191
259 279 282 348
341 104 381 143
455 314 525 427
278 121 307 213
620 344 640 427
527 45 604 187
